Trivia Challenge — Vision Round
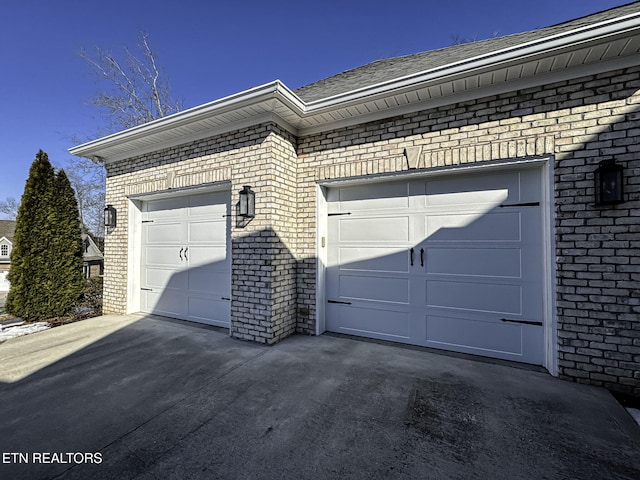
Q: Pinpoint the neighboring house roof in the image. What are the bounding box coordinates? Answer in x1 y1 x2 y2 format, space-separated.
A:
70 2 640 162
81 233 105 262
0 220 16 244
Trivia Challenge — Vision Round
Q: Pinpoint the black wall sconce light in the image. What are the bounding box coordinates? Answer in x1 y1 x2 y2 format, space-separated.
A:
104 204 117 228
238 186 255 218
594 159 624 206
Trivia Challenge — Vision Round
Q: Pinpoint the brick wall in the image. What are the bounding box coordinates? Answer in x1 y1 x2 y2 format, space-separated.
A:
105 123 299 345
296 66 640 396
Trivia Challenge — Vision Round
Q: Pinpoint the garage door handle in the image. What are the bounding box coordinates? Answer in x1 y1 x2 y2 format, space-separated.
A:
179 247 183 261
410 248 414 266
420 248 424 267
184 247 188 261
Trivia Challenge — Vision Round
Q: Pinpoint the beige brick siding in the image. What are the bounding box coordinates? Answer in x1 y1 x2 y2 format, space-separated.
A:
105 124 298 345
104 66 640 396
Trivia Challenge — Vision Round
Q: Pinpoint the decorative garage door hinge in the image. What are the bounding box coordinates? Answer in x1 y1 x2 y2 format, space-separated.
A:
141 288 152 291
142 220 154 223
499 202 540 208
501 318 543 326
328 299 352 305
328 212 352 216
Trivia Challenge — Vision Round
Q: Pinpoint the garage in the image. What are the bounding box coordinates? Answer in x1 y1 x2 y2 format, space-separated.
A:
140 190 231 328
325 165 546 365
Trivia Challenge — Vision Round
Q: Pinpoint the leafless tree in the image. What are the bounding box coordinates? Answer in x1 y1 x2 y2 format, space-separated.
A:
0 197 19 219
80 31 183 133
54 32 183 240
61 157 106 239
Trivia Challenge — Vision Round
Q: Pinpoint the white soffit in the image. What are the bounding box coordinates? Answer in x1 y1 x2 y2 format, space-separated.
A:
70 11 640 163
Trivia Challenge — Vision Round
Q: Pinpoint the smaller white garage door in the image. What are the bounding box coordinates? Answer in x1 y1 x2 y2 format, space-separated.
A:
325 166 545 365
141 191 231 327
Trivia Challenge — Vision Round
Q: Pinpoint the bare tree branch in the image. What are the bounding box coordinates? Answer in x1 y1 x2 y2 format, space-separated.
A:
68 32 182 238
80 31 182 132
0 197 19 219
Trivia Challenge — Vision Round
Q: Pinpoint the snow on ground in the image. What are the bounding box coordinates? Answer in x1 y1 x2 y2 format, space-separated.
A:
0 321 51 342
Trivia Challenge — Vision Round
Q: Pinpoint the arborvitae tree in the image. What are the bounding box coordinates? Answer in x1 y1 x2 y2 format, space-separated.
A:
6 150 84 321
6 150 55 320
46 170 84 317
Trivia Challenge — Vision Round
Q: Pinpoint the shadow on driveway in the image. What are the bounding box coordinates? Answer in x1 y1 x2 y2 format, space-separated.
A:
0 314 639 480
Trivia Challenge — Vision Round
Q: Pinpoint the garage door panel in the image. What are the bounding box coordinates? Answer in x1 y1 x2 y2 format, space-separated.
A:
426 212 521 241
423 170 521 199
339 274 409 304
189 192 229 215
145 223 183 244
328 182 410 210
338 247 409 273
187 246 229 267
145 197 189 217
188 220 227 243
424 314 524 356
188 269 230 294
143 268 188 291
339 216 410 243
187 296 230 327
327 304 410 339
425 248 521 277
144 247 182 268
142 290 187 318
424 189 508 209
426 280 522 314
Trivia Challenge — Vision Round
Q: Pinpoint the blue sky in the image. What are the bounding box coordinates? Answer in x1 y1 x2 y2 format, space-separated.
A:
0 0 633 218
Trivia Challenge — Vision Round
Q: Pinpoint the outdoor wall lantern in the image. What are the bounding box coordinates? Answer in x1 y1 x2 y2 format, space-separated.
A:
594 159 624 206
104 204 117 228
238 186 255 218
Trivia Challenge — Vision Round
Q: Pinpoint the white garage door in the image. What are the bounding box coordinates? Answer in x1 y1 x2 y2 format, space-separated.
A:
326 167 545 365
141 191 231 327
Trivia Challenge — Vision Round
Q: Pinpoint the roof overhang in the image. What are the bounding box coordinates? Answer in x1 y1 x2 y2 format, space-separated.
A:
70 10 640 163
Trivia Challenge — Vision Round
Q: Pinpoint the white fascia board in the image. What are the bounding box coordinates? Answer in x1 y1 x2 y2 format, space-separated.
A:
304 12 640 111
69 81 307 160
69 10 640 160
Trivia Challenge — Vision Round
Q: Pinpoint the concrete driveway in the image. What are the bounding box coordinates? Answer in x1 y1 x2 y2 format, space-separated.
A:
1 315 639 480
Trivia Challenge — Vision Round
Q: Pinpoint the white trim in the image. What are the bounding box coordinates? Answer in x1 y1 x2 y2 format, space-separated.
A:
317 158 555 370
542 159 559 375
315 185 329 335
126 199 142 315
298 54 640 137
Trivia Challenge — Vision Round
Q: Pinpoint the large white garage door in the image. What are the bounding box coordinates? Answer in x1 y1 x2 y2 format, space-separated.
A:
326 167 545 365
141 191 231 327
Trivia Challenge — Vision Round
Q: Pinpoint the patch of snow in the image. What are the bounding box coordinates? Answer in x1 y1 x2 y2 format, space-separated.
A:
0 321 51 342
627 408 640 427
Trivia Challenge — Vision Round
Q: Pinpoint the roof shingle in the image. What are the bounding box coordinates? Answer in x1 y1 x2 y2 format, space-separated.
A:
295 2 640 103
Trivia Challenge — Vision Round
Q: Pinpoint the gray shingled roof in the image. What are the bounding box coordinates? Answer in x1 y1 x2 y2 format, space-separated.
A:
295 2 640 103
0 220 15 242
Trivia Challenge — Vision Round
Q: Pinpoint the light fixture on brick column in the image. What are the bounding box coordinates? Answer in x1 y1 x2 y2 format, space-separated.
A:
594 159 624 206
104 204 117 227
238 186 255 218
